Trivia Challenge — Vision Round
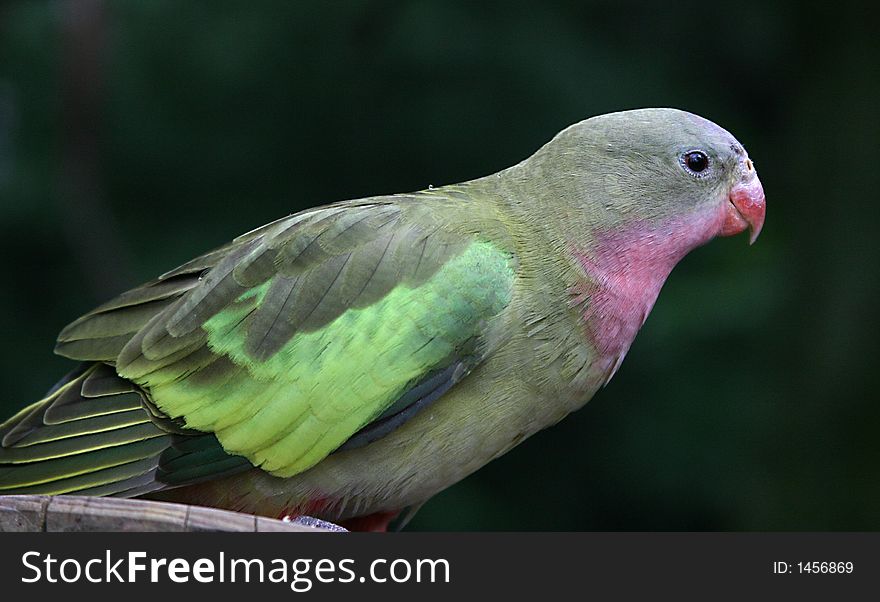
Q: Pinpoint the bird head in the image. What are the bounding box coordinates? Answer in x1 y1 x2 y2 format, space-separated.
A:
522 108 766 251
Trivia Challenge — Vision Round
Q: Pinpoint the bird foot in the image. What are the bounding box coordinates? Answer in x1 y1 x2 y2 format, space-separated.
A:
280 514 348 532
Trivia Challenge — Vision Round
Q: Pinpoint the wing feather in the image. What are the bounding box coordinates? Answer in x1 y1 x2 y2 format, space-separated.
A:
45 194 515 483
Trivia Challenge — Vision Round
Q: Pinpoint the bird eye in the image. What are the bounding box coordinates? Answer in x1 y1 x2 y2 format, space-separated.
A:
681 150 710 175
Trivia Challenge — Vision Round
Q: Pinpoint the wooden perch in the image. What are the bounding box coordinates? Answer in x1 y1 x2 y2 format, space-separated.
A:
0 495 343 532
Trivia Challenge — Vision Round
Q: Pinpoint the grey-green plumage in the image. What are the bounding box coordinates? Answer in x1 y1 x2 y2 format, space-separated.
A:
0 109 765 529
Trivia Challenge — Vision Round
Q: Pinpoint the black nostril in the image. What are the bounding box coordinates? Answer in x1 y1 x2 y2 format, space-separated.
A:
745 158 754 171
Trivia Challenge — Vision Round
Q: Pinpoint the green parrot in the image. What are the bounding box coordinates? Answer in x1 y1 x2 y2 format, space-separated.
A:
0 108 765 531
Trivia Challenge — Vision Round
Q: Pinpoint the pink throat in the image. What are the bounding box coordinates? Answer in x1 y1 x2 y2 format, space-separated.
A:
571 207 724 380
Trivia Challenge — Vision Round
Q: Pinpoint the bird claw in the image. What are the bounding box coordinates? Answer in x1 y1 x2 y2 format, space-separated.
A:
280 514 348 531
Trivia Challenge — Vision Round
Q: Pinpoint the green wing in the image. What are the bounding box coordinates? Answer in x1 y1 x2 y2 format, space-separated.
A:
42 196 514 482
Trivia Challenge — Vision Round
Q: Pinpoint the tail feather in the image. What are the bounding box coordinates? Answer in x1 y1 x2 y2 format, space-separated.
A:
0 364 171 495
0 363 251 497
0 451 165 495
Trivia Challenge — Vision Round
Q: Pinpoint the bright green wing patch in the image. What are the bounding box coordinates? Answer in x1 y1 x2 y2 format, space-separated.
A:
125 240 513 478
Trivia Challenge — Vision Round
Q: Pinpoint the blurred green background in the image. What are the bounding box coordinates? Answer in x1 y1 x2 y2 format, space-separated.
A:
0 0 877 530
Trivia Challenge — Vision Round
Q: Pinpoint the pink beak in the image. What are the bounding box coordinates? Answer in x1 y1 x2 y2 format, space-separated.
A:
721 164 766 245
